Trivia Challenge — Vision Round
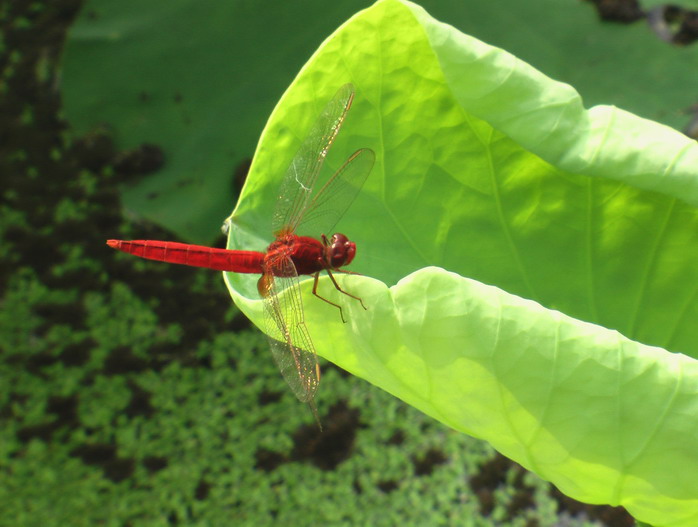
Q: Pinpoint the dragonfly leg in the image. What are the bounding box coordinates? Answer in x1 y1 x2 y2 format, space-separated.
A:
312 272 347 323
325 269 367 311
335 268 362 276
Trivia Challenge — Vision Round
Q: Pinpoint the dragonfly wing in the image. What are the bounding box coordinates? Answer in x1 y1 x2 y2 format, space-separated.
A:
272 84 355 235
260 255 320 403
295 147 375 237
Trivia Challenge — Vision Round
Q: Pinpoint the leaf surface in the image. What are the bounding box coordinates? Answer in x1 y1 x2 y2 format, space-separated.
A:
225 1 698 525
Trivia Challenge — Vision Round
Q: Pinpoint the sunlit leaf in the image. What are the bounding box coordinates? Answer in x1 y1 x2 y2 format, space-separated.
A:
225 1 698 525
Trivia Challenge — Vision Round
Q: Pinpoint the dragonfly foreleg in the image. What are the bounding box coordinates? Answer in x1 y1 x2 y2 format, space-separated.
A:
312 272 347 322
323 269 367 313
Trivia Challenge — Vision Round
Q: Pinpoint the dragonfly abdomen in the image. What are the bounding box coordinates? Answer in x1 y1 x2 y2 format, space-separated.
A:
107 240 265 273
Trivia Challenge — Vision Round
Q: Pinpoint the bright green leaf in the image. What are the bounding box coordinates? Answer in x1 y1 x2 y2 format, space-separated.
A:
225 1 698 525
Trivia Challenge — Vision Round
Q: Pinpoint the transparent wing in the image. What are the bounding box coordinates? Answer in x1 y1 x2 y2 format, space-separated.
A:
260 255 320 404
295 147 375 237
272 83 355 236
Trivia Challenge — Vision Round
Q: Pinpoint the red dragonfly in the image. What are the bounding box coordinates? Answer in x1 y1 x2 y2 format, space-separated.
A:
107 84 375 424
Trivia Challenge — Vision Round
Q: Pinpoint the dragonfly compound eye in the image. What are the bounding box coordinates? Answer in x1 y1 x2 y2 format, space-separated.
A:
328 233 356 267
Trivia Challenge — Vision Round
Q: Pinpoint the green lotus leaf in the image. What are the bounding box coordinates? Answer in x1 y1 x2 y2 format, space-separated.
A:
224 1 698 525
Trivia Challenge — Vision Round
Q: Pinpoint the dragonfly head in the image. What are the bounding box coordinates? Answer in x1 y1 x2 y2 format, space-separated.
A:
326 233 356 268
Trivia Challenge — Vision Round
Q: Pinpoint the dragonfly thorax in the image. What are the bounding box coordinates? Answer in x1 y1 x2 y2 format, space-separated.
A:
266 234 325 276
